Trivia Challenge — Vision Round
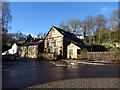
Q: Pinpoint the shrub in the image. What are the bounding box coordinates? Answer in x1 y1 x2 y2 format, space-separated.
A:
111 58 120 64
105 45 112 51
87 59 94 61
113 47 120 57
54 55 58 59
79 49 88 54
91 45 107 52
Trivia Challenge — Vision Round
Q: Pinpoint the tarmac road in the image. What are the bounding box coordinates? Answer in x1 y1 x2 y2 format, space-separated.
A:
2 57 120 89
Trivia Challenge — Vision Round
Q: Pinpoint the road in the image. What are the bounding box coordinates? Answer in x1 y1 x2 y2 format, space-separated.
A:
2 57 119 89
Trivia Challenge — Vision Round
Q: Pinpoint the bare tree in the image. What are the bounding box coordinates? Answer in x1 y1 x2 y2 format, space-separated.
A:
37 32 46 39
1 2 12 43
109 9 120 43
84 15 95 45
67 18 82 34
1 2 12 34
81 19 87 38
37 32 43 38
59 21 71 32
94 15 107 44
59 21 65 30
43 32 46 38
110 9 118 31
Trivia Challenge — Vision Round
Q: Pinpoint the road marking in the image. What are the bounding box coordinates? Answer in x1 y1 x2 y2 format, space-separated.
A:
49 62 67 66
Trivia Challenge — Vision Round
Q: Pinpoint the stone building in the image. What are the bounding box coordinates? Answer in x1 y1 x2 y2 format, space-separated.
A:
18 34 44 58
44 26 88 59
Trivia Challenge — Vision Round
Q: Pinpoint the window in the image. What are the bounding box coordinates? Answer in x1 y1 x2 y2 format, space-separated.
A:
33 46 36 49
21 47 23 50
77 49 80 54
55 48 58 55
21 52 24 56
49 41 51 47
33 53 35 56
28 51 29 55
26 52 28 57
48 48 50 53
52 38 54 41
54 40 58 47
69 49 73 55
28 46 30 50
17 47 19 53
47 41 51 47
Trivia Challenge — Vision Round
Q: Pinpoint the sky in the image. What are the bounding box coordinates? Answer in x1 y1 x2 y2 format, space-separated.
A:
9 2 118 37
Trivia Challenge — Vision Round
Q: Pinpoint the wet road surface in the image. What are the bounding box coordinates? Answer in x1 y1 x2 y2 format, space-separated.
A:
2 58 120 89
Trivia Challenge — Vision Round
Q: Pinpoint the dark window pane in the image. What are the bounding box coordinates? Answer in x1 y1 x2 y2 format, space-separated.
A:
69 49 73 55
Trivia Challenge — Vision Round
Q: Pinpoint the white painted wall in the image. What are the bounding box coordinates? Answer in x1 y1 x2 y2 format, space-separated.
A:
68 43 80 49
2 43 17 55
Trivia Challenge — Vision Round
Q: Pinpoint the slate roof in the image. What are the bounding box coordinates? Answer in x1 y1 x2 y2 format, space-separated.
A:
17 40 44 46
17 34 44 46
2 40 13 53
53 26 89 49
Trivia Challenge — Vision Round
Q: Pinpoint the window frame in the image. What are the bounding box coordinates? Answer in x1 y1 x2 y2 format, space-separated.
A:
54 48 58 55
54 39 58 47
69 49 73 55
21 47 23 50
48 48 50 53
33 53 35 56
21 52 24 56
33 46 36 50
47 41 51 47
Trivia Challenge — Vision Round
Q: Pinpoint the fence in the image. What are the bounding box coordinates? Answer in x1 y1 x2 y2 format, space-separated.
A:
77 52 120 61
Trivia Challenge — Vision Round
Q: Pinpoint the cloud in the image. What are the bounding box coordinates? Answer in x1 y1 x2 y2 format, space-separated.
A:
100 7 116 14
100 7 108 13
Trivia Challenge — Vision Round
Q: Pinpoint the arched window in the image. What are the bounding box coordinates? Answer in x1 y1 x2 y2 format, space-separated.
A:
55 40 58 47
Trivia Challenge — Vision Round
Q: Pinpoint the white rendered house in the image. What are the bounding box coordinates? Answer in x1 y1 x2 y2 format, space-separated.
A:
2 43 17 55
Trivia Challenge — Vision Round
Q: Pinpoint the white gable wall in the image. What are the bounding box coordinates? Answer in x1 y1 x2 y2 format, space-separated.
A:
67 43 81 58
2 43 17 55
68 43 80 49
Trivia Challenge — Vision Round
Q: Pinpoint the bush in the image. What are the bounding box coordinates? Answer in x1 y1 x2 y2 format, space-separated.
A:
91 45 107 52
105 45 112 51
79 49 88 54
111 58 120 64
54 55 58 59
87 59 94 61
111 47 120 58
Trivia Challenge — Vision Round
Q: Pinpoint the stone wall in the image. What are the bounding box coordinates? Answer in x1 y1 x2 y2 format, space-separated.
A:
77 52 120 61
39 53 54 59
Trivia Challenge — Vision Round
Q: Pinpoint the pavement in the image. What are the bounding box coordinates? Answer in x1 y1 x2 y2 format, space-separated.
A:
2 57 31 72
64 59 115 65
2 58 120 89
26 78 119 88
50 59 116 67
2 58 117 72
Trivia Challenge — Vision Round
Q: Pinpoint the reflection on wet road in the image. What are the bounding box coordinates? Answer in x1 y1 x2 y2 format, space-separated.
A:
2 58 119 88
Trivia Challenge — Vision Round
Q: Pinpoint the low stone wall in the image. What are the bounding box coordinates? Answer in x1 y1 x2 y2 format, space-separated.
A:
39 53 54 59
77 52 120 61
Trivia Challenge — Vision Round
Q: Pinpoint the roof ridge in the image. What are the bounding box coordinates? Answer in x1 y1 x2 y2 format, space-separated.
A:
53 26 74 35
